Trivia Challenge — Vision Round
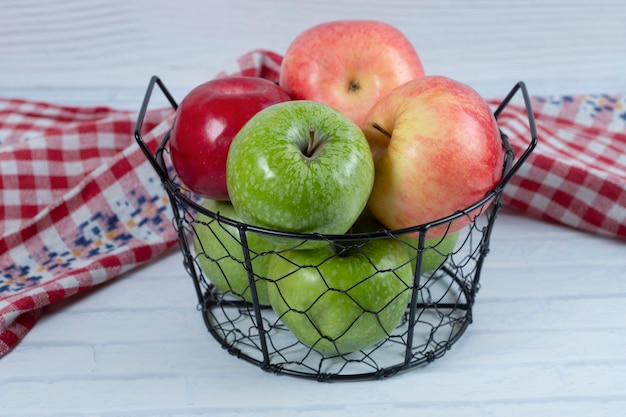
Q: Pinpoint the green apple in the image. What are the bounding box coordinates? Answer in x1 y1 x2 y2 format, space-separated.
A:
226 100 375 249
193 199 275 306
353 210 459 275
399 231 459 274
266 238 413 356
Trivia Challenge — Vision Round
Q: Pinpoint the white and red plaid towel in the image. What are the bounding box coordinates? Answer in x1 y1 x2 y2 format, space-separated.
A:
1 50 624 357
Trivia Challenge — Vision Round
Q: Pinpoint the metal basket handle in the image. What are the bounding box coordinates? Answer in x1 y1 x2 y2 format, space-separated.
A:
494 81 539 189
133 75 179 183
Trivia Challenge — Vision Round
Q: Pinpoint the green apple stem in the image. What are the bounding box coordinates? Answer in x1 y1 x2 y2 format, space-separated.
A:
306 126 316 157
372 122 392 139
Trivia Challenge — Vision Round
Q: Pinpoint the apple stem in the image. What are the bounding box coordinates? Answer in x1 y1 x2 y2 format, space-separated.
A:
372 122 392 139
306 126 316 157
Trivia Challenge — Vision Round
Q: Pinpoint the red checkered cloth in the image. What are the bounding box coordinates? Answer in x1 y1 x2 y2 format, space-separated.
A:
1 50 624 358
0 100 178 357
489 94 626 238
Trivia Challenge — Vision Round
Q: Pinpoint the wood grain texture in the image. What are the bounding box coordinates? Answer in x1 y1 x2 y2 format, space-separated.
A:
1 0 625 97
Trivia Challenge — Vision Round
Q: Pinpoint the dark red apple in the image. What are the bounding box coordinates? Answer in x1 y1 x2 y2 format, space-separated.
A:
169 76 291 199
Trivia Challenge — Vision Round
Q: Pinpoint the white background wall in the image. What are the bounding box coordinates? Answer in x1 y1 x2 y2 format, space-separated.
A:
1 0 625 100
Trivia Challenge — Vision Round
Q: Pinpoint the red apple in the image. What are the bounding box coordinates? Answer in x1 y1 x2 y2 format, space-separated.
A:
279 20 425 128
169 76 291 199
362 75 504 237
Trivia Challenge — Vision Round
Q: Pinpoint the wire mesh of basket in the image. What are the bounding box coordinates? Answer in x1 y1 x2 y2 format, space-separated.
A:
134 77 537 381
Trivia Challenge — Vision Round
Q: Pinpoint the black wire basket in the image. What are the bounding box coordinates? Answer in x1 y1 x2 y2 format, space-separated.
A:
134 76 537 382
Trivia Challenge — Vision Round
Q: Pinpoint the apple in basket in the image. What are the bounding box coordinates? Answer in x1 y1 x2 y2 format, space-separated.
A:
169 76 291 200
266 234 413 356
193 199 275 306
354 210 460 275
400 230 460 275
362 75 504 237
225 100 375 249
279 19 425 128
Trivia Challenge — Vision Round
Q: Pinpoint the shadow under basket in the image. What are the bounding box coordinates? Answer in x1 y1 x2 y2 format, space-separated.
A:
134 77 538 382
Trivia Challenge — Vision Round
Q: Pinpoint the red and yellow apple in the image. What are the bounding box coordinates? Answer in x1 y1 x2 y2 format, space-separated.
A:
279 20 425 128
169 76 291 200
363 75 504 237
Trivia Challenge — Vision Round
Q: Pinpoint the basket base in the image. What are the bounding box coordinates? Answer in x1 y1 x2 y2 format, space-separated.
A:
201 267 474 382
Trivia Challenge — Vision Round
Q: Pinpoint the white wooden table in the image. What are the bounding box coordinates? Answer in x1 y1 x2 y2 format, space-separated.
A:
1 1 625 416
